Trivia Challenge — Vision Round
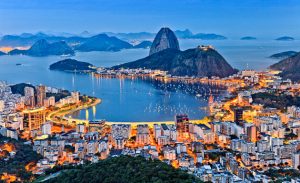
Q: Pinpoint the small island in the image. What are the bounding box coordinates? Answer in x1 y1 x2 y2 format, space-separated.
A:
275 36 295 41
241 36 256 40
269 51 298 59
49 59 96 72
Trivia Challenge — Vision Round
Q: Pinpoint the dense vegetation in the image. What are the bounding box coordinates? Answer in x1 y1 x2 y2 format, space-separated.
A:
10 83 35 95
252 92 300 110
49 59 96 72
270 51 300 82
265 168 300 181
0 135 42 181
113 47 237 78
44 156 202 183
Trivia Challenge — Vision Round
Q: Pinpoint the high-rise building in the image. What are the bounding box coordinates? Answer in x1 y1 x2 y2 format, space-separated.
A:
175 114 190 138
41 122 52 135
24 87 35 107
36 85 46 107
0 100 4 112
292 152 300 170
71 91 80 103
44 96 55 107
136 124 150 145
246 125 257 142
234 107 244 124
76 124 85 133
22 108 46 131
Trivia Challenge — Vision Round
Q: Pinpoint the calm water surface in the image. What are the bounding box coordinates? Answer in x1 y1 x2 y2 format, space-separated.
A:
0 39 299 121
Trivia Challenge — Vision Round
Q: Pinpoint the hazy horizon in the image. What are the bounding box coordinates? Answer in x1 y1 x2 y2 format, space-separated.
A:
1 0 300 38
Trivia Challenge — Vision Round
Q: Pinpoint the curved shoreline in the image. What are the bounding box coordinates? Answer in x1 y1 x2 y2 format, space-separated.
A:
46 97 101 125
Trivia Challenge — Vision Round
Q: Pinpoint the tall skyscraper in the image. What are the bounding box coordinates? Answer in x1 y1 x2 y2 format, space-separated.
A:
234 107 244 124
175 114 190 139
36 85 46 107
246 125 257 143
24 86 35 107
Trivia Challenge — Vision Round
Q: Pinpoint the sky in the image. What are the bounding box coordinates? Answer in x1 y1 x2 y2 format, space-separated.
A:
1 0 300 37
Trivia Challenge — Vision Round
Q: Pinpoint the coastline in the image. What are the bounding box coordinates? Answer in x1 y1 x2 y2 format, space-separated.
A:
46 96 101 126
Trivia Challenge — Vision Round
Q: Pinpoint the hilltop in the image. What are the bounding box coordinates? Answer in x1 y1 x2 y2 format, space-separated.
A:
75 34 133 52
269 51 298 59
113 27 236 78
270 51 300 81
113 46 237 78
149 27 180 55
49 59 96 72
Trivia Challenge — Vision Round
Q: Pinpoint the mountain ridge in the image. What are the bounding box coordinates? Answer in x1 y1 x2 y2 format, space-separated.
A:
270 52 300 81
8 39 74 57
113 46 237 78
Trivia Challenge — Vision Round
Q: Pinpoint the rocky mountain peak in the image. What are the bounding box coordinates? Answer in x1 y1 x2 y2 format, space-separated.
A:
149 27 180 55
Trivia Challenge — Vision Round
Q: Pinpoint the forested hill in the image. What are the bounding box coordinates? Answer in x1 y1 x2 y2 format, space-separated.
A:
44 156 203 183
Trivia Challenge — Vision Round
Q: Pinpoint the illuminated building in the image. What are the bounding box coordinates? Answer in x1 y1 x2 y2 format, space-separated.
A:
22 108 46 131
71 91 80 104
154 124 162 139
76 124 85 133
111 124 131 140
36 85 46 107
234 107 244 124
0 100 4 112
292 152 300 169
115 136 125 149
88 120 105 132
136 124 150 145
44 96 55 107
41 122 52 135
163 146 176 160
193 124 215 144
175 114 190 138
257 140 270 152
246 125 257 142
157 136 170 146
24 86 35 107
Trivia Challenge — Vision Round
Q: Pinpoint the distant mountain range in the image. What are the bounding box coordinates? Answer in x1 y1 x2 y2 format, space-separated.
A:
8 39 74 57
113 27 237 78
133 41 152 49
74 34 133 52
0 29 228 48
270 51 300 81
0 51 6 56
105 29 227 40
0 32 86 47
2 34 152 56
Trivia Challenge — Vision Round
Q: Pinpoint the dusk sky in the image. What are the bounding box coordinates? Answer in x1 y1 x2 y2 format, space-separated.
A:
1 0 300 37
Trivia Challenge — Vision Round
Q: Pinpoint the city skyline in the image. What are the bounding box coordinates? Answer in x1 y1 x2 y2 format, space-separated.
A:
1 1 300 182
